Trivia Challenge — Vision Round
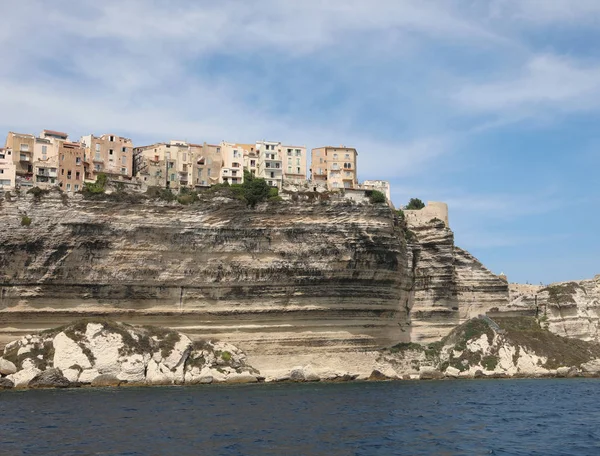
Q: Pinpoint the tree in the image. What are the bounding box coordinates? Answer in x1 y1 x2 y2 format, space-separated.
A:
242 170 271 208
369 190 386 204
405 198 425 210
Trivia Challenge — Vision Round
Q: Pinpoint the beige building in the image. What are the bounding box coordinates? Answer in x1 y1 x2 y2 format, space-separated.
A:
362 180 391 202
255 140 283 187
219 141 248 185
190 143 222 188
4 132 35 185
32 132 63 188
0 147 16 190
311 146 358 190
282 145 307 181
80 133 134 181
58 142 85 193
134 140 193 191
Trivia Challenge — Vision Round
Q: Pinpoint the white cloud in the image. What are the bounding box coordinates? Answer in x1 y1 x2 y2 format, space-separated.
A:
490 0 600 24
454 54 600 116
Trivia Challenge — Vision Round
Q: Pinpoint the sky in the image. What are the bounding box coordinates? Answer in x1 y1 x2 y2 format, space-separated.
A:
1 0 599 285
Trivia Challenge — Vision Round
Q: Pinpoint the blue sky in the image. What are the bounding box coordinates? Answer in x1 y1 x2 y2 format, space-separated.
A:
1 0 599 285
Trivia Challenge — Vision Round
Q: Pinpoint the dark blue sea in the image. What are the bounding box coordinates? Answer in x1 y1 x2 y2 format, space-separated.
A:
2 379 600 455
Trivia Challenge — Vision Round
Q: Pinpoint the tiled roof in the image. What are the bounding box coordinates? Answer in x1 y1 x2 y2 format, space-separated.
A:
44 129 69 137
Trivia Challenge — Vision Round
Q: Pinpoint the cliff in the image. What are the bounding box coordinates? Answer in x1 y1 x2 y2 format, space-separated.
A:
0 190 513 376
508 277 600 341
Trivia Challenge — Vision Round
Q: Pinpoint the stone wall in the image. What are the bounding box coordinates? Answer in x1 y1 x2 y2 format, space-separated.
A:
404 201 449 228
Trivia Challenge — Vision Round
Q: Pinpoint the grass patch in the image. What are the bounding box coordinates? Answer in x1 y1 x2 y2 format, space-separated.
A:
21 215 32 226
541 282 581 306
494 317 600 369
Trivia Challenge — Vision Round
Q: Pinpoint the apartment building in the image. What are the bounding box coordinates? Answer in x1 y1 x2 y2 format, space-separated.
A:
134 140 192 190
219 142 247 185
190 143 222 188
255 141 283 188
0 148 16 190
80 133 134 181
4 132 35 185
282 144 307 181
310 146 358 190
58 142 85 193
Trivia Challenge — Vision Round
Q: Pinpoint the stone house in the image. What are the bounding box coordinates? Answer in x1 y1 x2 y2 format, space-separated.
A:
80 133 134 181
310 146 358 190
58 142 85 193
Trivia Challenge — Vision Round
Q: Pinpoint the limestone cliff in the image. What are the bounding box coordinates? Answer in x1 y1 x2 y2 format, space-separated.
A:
408 219 509 343
0 190 515 374
0 191 414 354
508 277 600 341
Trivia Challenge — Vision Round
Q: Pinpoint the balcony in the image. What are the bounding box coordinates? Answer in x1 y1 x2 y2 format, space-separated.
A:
36 169 58 177
19 152 32 162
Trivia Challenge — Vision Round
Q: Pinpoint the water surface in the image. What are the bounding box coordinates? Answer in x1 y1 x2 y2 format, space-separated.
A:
2 379 600 455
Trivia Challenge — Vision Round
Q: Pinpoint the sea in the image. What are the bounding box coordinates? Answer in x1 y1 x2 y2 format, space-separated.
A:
1 379 600 455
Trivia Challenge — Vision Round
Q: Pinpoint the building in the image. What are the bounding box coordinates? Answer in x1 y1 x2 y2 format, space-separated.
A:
255 140 283 187
190 143 222 188
0 148 16 190
80 133 134 181
4 132 35 186
58 142 85 193
310 146 358 190
362 180 391 202
134 140 193 191
32 132 62 189
219 142 247 185
282 145 307 182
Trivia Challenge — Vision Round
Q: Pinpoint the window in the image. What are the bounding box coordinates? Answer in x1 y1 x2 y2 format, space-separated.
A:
170 173 176 181
66 183 71 191
122 147 126 152
207 169 211 176
250 160 256 167
344 181 351 188
94 164 101 171
168 162 174 169
96 144 101 152
287 150 292 156
333 153 338 159
61 169 65 175
67 170 72 179
61 154 65 161
332 163 339 170
20 143 29 152
95 152 101 160
74 184 79 191
183 153 187 162
287 165 292 172
0 169 3 174
109 136 115 142
109 149 114 155
296 158 300 165
319 158 323 164
121 156 127 165
332 182 339 188
75 171 80 180
154 155 159 161
296 149 301 156
345 153 350 159
20 154 27 161
216 147 221 153
270 172 275 178
76 157 81 165
297 167 301 173
121 167 127 174
42 145 47 155
198 169 203 177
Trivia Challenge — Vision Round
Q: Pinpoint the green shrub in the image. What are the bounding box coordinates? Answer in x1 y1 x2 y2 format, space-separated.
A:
27 187 50 200
369 190 386 204
21 215 32 226
83 173 108 195
177 192 199 205
146 186 176 201
405 198 425 210
221 351 232 362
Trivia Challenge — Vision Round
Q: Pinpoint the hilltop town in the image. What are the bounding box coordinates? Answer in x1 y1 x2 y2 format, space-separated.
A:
0 129 391 203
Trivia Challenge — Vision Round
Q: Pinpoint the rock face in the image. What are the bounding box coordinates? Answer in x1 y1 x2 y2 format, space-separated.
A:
28 368 70 388
0 193 414 356
1 319 260 387
408 219 509 343
380 316 600 378
507 277 600 342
